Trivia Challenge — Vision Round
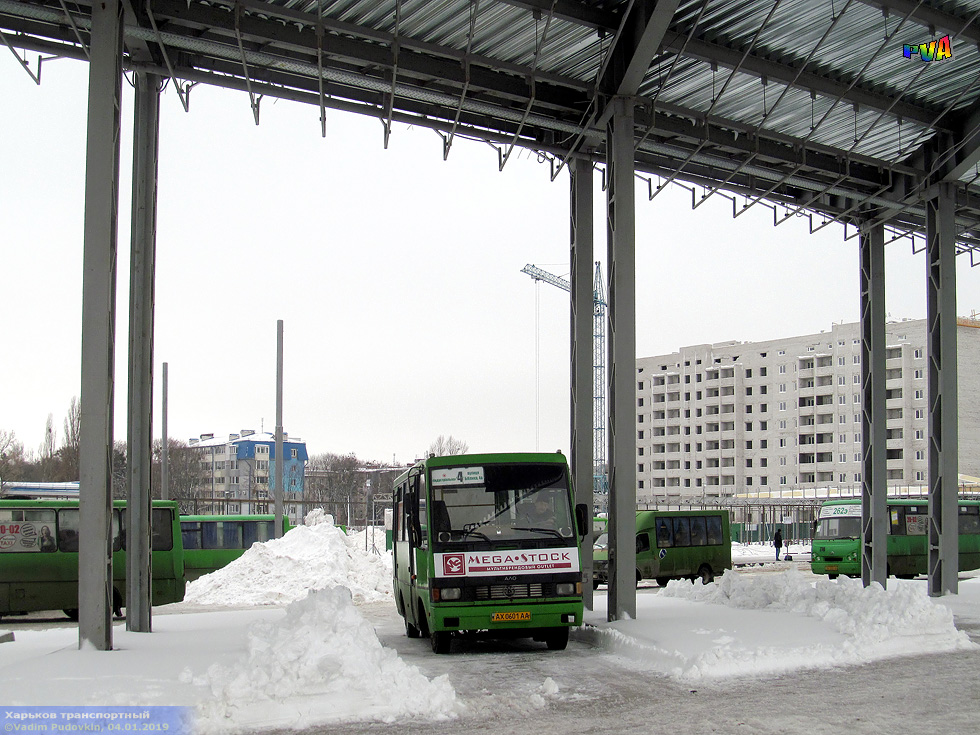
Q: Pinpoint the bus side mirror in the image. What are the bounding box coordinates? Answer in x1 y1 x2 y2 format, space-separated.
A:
575 504 588 538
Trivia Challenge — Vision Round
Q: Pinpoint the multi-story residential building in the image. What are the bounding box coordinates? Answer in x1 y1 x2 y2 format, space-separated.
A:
189 429 308 521
635 318 980 505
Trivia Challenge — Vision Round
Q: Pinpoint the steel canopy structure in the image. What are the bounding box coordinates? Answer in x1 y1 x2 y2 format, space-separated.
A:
4 0 980 246
2 0 975 642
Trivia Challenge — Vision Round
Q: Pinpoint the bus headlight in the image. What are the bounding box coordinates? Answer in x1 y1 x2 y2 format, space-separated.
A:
438 587 462 601
555 582 576 596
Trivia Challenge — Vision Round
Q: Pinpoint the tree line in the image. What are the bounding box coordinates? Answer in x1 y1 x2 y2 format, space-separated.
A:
2 407 469 520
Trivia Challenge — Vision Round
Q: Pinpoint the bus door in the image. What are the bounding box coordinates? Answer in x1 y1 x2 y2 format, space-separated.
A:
395 471 425 624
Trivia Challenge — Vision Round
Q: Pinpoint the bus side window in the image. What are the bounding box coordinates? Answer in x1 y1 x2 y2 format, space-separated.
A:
151 509 174 551
705 516 723 545
113 510 124 552
182 522 202 550
222 522 243 549
689 517 707 546
656 518 673 548
244 521 272 547
960 506 980 535
418 477 428 548
58 509 80 552
636 532 651 554
202 522 219 549
889 507 905 536
672 517 691 547
394 488 403 541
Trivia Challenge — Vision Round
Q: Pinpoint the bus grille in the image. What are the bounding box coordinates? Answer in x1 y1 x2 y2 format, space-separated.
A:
475 584 544 600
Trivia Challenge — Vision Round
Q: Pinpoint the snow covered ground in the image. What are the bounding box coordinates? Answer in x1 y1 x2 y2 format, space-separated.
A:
2 513 978 733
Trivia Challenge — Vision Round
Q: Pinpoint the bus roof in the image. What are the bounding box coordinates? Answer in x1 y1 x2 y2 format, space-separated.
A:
0 498 180 509
635 509 729 529
180 514 286 522
819 498 980 507
396 452 568 483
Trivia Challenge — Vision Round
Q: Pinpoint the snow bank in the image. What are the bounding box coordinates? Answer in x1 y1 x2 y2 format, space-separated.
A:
662 568 967 644
184 510 392 606
582 569 976 681
190 587 457 731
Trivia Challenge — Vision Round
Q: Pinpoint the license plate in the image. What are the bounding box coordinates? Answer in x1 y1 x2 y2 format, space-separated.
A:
825 565 839 572
491 611 531 622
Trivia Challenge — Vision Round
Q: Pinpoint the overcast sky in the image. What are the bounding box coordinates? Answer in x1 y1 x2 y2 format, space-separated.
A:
3 57 978 466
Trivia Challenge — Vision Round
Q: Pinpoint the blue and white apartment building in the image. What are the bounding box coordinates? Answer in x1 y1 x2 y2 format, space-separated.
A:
190 429 308 521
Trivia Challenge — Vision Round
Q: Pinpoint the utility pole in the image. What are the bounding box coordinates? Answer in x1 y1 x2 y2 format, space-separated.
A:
161 362 169 500
275 320 284 538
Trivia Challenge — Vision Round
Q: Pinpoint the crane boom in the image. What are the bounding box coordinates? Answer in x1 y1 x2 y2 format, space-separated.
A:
521 263 609 505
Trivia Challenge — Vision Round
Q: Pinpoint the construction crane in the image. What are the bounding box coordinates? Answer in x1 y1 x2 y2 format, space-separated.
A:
521 263 609 503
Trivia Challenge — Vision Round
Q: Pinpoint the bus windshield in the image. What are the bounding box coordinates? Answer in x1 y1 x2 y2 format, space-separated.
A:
815 516 862 540
429 463 574 543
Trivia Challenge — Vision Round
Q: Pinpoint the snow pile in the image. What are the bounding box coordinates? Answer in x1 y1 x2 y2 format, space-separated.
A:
583 569 976 681
190 587 457 731
184 510 392 606
662 569 968 645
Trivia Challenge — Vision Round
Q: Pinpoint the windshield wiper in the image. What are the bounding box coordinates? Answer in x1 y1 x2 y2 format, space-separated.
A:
513 526 564 541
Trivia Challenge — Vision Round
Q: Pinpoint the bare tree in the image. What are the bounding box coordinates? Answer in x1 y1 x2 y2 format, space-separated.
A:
305 453 364 524
0 430 28 481
39 414 58 481
151 439 199 513
58 396 81 481
428 435 469 457
107 441 127 498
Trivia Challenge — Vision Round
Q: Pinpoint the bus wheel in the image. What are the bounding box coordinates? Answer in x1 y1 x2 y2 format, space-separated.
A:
635 569 642 587
546 627 569 651
828 574 839 580
656 576 670 588
63 609 79 621
698 564 714 584
592 578 600 590
430 630 451 654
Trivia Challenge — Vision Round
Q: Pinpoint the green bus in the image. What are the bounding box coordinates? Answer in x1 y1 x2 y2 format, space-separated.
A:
811 498 980 579
0 499 185 620
392 452 589 654
179 514 292 582
593 510 732 588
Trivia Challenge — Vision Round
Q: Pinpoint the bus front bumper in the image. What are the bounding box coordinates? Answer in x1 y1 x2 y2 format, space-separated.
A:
810 560 860 576
430 599 583 634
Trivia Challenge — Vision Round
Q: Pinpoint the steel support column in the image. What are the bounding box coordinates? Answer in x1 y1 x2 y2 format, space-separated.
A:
606 96 637 622
859 218 887 588
926 181 959 597
570 155 595 609
78 0 124 651
126 71 161 633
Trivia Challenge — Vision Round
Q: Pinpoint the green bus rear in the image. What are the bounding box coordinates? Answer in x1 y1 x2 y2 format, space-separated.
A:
593 510 732 587
0 499 185 619
180 514 292 582
392 452 588 654
811 498 980 578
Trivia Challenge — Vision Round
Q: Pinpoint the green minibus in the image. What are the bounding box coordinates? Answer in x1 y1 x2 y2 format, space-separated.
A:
392 452 588 654
0 499 185 619
180 514 291 582
593 509 732 587
811 498 980 578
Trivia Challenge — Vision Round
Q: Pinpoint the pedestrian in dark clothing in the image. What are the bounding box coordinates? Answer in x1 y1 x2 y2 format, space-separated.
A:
774 528 783 560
